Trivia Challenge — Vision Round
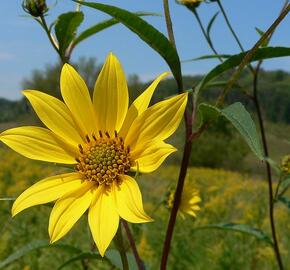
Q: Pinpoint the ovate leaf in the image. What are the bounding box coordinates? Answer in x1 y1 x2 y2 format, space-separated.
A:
55 11 84 57
0 240 81 269
76 1 182 88
278 176 290 196
57 252 104 269
197 103 220 127
73 12 160 47
195 223 272 245
277 196 290 209
195 47 290 95
106 250 138 270
221 102 264 160
198 102 264 160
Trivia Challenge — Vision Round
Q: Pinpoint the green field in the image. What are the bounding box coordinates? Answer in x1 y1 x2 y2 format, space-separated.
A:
1 121 290 270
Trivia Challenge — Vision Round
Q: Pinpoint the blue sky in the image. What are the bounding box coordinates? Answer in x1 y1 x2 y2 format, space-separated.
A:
1 0 290 100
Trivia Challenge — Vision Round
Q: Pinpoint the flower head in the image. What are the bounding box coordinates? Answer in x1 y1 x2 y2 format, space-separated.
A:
177 0 203 9
281 155 290 174
0 53 187 256
22 0 48 17
167 185 201 219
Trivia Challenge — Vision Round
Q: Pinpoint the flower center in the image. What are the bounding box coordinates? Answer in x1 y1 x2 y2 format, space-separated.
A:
75 131 131 186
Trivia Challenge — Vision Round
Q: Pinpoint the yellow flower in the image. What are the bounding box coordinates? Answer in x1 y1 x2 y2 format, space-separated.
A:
167 185 201 218
281 155 290 174
0 53 187 256
178 0 203 6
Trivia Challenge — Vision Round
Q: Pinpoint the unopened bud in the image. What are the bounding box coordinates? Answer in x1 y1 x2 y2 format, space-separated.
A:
177 0 203 9
22 0 48 17
281 155 290 174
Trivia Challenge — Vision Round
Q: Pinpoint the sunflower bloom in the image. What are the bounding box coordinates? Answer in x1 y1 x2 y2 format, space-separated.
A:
0 53 187 256
167 185 201 219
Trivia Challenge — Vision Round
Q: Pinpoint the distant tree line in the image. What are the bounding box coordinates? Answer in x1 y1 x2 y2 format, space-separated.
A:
1 60 289 170
1 58 290 124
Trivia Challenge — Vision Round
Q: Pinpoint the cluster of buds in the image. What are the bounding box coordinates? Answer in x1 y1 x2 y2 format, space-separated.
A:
281 155 290 174
22 0 48 17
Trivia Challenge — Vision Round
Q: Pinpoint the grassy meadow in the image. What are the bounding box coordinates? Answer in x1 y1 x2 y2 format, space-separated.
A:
1 121 290 269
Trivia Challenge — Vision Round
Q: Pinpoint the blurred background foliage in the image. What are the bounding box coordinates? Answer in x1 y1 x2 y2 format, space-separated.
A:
1 60 290 171
1 63 290 269
1 147 290 269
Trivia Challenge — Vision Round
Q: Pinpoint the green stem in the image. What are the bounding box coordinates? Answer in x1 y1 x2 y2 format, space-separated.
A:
192 9 222 62
122 221 145 270
253 63 284 270
216 0 244 52
115 223 129 270
38 15 64 63
163 0 176 47
216 4 290 106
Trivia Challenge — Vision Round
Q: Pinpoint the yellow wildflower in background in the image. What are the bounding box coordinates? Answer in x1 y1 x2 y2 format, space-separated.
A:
167 185 201 218
281 155 290 174
0 53 187 256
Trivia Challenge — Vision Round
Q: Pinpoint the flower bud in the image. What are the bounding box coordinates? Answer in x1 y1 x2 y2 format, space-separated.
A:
281 155 290 174
22 0 48 17
177 0 203 9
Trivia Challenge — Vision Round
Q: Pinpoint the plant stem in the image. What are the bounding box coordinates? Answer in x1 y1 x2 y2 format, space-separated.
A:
192 9 222 62
115 223 129 270
38 15 64 62
163 0 176 47
216 3 290 106
253 62 284 270
161 2 201 269
160 138 192 270
216 0 244 52
122 220 145 270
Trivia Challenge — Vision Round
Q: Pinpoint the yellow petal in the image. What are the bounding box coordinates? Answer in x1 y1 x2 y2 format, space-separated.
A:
113 175 152 223
12 173 83 216
88 187 119 256
23 90 84 147
131 141 177 173
93 53 128 135
0 126 76 164
61 64 97 137
119 72 170 137
49 181 95 243
125 93 188 150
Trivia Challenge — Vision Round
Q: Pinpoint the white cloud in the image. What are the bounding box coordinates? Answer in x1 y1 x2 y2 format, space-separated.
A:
0 52 15 60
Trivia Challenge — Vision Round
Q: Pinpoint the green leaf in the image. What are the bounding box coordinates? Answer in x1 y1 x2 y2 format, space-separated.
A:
264 157 281 175
57 252 104 269
0 240 81 269
183 54 231 62
197 103 220 127
221 102 264 160
55 11 84 57
76 1 182 88
195 47 290 95
277 196 290 209
194 223 273 245
206 80 241 89
278 176 290 195
207 12 219 38
198 102 264 160
255 27 269 47
106 250 138 270
73 12 160 47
